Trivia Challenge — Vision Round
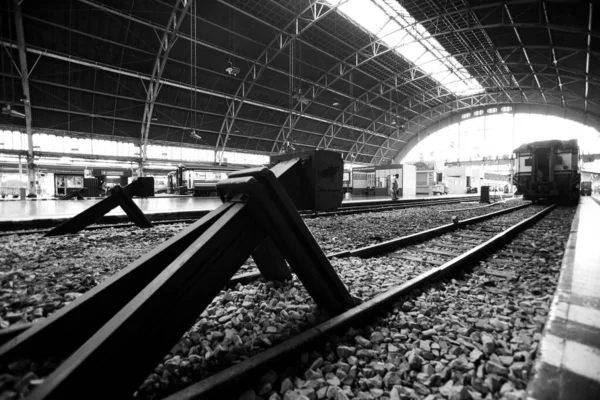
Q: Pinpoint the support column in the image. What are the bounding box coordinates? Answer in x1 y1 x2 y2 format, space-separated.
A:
13 0 36 197
549 147 555 183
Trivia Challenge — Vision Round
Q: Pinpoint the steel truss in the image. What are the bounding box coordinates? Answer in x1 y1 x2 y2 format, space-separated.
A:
387 91 600 166
0 42 391 160
75 0 388 126
3 0 598 166
336 64 600 165
215 0 352 165
138 0 192 176
314 15 597 163
259 1 596 164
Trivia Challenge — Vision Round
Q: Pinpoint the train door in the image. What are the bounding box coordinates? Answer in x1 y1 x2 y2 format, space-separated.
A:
534 148 551 182
167 173 175 194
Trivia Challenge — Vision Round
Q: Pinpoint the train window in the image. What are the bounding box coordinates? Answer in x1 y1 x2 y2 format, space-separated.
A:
524 158 532 166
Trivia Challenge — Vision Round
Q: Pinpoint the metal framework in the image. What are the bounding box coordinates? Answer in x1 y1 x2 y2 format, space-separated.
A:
138 0 192 176
215 0 350 165
1 0 598 166
392 94 600 165
0 43 396 159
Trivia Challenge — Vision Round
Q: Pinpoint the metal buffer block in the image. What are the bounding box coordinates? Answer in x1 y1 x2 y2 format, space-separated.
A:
271 150 344 213
45 178 153 236
0 159 357 400
58 188 86 200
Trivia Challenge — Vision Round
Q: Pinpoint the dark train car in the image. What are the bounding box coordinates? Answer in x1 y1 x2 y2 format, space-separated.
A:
513 139 580 203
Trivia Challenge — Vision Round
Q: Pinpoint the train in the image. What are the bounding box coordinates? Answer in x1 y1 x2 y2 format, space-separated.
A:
152 166 230 196
580 181 592 196
513 139 580 204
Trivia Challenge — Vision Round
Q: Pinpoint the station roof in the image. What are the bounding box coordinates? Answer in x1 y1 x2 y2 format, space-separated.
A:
1 0 598 165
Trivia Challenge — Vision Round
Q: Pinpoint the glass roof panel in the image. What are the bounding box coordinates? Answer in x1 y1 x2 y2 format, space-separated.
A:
325 0 484 97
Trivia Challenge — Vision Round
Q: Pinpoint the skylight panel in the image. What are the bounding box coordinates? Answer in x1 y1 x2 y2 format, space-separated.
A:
325 0 484 97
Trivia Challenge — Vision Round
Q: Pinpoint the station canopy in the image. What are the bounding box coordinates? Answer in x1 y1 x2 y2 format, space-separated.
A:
0 0 598 165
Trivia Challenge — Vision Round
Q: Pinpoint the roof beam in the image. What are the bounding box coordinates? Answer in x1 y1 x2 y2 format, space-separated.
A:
585 2 593 113
390 90 600 164
138 0 191 176
24 105 383 158
216 0 350 165
504 4 546 104
0 42 393 140
542 1 565 108
82 0 378 111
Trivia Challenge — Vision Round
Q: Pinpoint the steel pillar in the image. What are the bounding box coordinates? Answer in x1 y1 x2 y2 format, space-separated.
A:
12 0 36 196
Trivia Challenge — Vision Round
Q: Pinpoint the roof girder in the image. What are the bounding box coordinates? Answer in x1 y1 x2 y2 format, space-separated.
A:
215 0 352 165
138 0 192 175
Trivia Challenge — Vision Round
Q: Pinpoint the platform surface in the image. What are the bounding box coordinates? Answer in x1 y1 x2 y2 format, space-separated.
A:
0 192 488 223
527 195 600 400
0 197 222 222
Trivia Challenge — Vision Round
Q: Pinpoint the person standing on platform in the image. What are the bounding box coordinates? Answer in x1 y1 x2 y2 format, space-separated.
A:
390 174 399 200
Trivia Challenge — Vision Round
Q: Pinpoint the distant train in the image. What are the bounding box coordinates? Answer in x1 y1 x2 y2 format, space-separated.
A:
151 167 230 196
513 139 580 203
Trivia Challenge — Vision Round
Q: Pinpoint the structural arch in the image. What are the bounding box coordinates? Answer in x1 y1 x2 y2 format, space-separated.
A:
392 103 600 164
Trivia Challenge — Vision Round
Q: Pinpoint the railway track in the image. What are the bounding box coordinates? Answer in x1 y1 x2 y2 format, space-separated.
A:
154 203 565 400
0 202 531 345
0 195 497 236
0 200 542 400
300 195 504 217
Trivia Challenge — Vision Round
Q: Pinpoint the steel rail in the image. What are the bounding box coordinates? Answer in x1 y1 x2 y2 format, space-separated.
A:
299 197 480 218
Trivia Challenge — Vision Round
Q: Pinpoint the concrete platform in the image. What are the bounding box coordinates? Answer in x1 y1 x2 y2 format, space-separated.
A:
0 197 222 230
527 195 600 400
0 193 485 222
0 192 494 231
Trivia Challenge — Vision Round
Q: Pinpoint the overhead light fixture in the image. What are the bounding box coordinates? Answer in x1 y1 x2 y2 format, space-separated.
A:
391 119 396 125
151 116 158 122
1 105 25 119
190 130 202 140
333 98 340 107
293 88 310 105
225 61 240 77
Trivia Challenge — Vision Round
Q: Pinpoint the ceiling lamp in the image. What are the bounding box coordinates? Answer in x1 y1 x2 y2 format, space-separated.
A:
293 88 310 105
190 130 202 140
1 105 25 119
391 119 396 125
333 98 340 107
225 61 240 76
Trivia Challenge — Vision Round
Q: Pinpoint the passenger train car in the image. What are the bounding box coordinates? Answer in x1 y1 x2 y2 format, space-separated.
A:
513 139 580 203
152 168 230 196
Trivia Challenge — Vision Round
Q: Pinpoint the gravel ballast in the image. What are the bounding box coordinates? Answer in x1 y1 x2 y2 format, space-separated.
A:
230 206 575 400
